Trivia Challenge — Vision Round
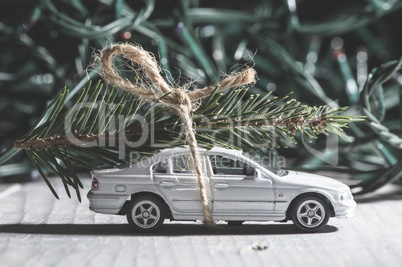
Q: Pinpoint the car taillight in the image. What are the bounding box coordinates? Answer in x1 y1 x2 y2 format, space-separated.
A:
92 178 99 190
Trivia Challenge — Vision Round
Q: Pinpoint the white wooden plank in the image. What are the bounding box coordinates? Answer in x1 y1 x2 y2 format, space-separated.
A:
0 177 401 267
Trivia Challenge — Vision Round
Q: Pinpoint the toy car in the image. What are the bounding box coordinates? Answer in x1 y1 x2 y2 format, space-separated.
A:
87 146 356 232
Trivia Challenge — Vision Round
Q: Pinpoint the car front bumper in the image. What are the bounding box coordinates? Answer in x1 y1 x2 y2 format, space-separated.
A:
334 199 356 218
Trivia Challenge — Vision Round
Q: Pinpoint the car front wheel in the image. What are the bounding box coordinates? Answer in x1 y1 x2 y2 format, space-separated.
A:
127 196 165 232
291 196 330 232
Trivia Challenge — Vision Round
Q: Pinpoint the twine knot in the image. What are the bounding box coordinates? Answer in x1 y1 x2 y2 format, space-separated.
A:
98 43 256 226
169 89 192 110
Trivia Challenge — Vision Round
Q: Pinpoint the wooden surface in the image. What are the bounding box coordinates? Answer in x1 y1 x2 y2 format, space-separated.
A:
0 177 402 267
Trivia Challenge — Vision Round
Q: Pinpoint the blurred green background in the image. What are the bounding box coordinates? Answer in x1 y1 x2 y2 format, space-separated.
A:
0 0 401 194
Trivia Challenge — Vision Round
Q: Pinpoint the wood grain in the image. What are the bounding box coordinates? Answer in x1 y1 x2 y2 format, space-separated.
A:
0 177 401 267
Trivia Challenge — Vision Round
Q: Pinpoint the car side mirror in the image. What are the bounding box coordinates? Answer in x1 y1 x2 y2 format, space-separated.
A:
255 169 262 179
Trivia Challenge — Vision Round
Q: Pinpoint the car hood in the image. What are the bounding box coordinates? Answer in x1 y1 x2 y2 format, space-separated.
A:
279 171 350 192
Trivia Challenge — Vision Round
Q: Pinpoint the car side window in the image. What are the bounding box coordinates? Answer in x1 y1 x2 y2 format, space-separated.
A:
209 155 254 176
152 158 168 174
172 154 193 174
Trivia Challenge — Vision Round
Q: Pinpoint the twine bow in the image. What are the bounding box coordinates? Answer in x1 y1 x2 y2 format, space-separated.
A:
99 43 256 226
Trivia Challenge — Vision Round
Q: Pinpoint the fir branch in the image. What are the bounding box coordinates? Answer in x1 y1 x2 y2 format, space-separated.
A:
14 81 364 200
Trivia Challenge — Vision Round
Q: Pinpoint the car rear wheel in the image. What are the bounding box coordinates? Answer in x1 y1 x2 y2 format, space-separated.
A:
127 196 165 232
291 196 329 232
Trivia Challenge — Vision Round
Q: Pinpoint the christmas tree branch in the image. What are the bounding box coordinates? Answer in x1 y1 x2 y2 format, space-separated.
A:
14 80 364 200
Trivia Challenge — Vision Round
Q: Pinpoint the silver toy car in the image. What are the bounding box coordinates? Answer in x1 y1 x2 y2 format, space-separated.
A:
87 147 356 232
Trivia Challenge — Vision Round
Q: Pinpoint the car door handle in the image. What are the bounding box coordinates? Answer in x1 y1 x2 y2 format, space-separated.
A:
159 181 175 188
214 183 229 189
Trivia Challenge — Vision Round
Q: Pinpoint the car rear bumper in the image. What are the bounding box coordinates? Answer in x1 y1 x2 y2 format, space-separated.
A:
335 199 356 218
87 190 129 214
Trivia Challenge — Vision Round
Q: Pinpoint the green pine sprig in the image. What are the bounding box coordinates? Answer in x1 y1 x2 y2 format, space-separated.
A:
14 81 364 200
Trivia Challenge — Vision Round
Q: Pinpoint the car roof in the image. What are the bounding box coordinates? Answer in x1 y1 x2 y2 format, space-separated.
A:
154 146 242 159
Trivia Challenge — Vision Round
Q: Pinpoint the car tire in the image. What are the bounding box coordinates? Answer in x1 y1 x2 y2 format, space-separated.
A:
227 221 243 226
127 195 165 232
291 196 330 232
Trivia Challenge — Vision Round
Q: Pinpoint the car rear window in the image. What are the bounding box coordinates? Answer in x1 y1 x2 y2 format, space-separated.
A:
172 154 193 174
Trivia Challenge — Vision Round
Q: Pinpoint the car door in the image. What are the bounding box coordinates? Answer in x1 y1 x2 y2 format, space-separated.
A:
153 153 205 213
208 154 275 214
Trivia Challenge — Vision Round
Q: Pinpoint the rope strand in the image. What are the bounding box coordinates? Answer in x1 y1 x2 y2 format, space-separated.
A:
98 43 256 226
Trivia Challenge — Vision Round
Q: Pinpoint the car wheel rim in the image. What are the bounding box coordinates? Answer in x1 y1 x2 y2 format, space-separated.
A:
296 200 325 228
132 200 160 229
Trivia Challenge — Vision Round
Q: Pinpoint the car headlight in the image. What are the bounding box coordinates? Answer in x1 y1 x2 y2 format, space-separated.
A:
340 191 353 201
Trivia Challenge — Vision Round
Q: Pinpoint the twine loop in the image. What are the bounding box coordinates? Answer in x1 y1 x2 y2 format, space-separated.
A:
99 43 256 226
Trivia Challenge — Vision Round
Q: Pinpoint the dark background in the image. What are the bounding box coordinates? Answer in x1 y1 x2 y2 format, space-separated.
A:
0 0 401 193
